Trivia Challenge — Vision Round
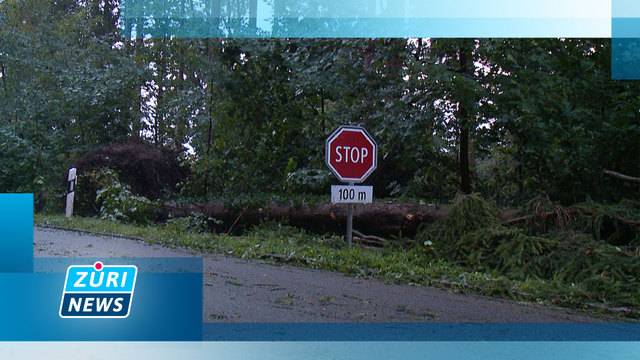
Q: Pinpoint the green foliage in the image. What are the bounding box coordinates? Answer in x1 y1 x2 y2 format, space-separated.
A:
165 212 222 234
479 39 640 203
0 125 44 192
414 193 640 309
285 168 332 194
94 169 158 224
421 193 501 255
456 227 558 279
418 194 560 280
2 1 639 206
0 124 64 210
474 148 520 205
574 200 640 245
0 0 141 202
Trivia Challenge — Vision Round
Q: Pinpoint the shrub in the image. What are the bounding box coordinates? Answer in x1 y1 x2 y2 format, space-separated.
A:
94 169 158 224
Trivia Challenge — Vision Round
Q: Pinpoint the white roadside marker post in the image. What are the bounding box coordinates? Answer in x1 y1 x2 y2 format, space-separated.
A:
65 167 77 218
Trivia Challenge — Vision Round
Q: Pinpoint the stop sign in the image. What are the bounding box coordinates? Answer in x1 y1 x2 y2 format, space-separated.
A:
325 125 378 183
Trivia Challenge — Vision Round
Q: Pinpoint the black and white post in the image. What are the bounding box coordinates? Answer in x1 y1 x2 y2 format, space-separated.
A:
65 167 77 218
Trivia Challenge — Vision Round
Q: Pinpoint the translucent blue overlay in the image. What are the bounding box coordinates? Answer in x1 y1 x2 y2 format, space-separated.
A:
0 194 33 272
119 0 609 39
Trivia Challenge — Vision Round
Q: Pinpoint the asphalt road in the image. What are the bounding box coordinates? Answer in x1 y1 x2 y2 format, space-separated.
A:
35 227 600 323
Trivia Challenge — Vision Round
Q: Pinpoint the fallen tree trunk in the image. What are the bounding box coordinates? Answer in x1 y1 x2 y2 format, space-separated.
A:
163 201 448 237
163 200 640 246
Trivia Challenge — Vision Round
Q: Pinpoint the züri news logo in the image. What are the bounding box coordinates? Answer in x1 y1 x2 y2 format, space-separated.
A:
59 261 138 318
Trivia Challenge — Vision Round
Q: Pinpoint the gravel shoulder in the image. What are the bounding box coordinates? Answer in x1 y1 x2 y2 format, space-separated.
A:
35 227 602 323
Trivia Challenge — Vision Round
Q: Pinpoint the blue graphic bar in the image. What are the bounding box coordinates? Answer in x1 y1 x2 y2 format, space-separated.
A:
2 342 640 360
203 323 640 341
120 0 610 39
121 18 610 38
0 194 33 272
119 0 640 78
612 0 640 79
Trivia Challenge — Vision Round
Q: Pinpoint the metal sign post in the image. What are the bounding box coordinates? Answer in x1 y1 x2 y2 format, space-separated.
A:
345 183 354 246
325 126 378 247
65 167 77 218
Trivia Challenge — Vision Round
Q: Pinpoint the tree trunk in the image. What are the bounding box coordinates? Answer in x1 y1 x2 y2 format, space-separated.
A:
1 63 8 97
459 124 472 194
130 14 145 138
249 0 258 32
155 43 166 147
176 53 186 152
320 87 326 135
206 40 215 155
163 201 449 238
457 45 472 194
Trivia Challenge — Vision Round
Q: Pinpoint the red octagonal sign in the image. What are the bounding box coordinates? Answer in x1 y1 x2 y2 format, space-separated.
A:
325 125 378 183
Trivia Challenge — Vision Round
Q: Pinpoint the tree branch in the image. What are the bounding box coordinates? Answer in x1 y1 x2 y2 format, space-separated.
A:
603 170 640 184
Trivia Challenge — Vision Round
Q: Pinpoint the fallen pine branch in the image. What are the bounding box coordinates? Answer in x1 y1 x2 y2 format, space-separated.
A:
502 207 578 227
503 206 640 230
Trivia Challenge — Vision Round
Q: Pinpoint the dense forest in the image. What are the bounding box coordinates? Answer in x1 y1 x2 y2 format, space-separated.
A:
3 0 640 317
2 0 639 208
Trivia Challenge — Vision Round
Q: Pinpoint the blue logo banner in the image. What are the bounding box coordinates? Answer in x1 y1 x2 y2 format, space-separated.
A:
0 195 203 341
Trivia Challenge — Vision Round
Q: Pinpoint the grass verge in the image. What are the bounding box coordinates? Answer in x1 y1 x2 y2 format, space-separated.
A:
36 213 638 320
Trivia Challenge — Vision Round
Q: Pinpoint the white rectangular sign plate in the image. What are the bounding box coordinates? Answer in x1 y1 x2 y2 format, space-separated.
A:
331 185 373 204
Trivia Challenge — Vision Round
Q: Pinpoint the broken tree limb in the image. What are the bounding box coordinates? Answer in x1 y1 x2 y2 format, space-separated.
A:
353 230 387 243
226 207 247 235
353 229 387 248
603 170 640 184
